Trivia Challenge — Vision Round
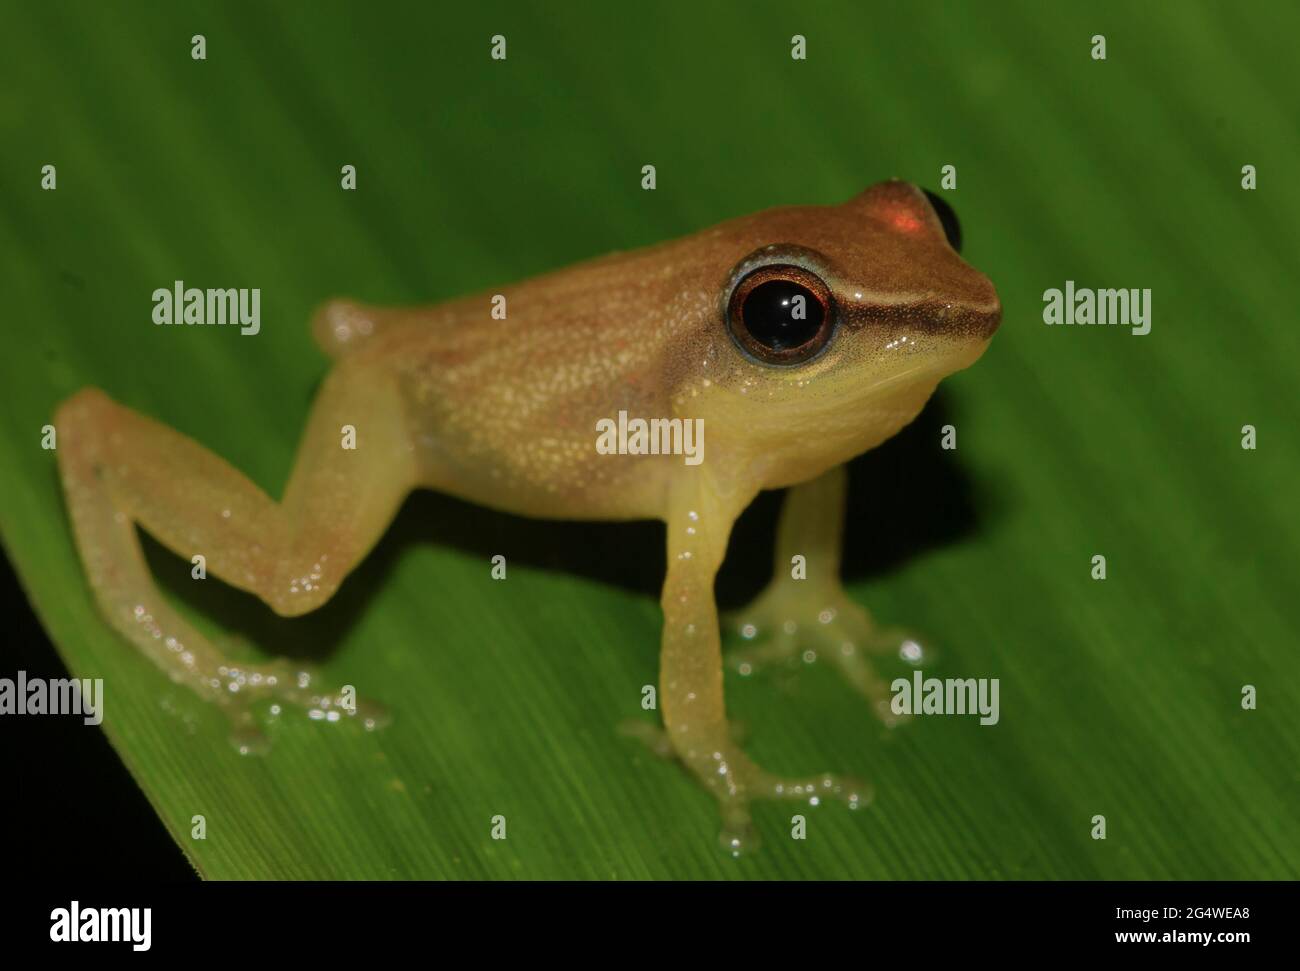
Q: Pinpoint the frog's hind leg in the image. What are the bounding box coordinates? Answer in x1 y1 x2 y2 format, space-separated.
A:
722 465 929 727
54 358 416 749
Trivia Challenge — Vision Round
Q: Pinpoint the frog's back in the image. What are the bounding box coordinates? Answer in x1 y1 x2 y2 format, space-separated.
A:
315 241 712 520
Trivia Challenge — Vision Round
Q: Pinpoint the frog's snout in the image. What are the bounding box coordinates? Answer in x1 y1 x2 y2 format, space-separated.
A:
973 291 1002 340
927 281 1001 342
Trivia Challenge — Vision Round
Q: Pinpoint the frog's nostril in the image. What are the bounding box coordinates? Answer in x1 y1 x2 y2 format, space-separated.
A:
977 293 1003 340
980 297 1003 338
922 189 962 253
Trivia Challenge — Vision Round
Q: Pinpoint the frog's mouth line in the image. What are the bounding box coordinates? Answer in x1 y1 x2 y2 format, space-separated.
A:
856 362 940 402
862 341 991 398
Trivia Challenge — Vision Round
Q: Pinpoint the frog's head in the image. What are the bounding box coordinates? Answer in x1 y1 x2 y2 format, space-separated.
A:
685 180 1001 487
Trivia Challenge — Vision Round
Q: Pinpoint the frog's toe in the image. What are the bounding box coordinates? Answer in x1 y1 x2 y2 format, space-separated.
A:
806 622 911 726
207 650 389 750
724 586 931 726
719 812 759 857
261 662 389 731
716 766 873 856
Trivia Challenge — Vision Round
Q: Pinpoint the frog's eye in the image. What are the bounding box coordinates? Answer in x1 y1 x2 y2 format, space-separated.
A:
922 189 962 253
726 264 835 366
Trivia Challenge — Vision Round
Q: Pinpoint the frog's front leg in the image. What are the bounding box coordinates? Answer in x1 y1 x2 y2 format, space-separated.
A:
659 473 869 854
723 464 928 727
54 357 413 750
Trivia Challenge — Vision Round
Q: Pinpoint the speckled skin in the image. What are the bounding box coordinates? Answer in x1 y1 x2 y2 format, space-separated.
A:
325 180 998 519
55 180 1000 849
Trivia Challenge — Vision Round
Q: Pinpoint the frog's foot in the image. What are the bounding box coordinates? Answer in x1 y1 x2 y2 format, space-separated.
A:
200 636 389 755
671 726 871 855
723 584 928 726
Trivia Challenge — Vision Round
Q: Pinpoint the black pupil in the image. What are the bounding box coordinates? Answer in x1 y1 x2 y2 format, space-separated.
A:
741 279 824 351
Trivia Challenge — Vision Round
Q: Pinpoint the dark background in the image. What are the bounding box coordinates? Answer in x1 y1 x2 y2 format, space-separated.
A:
4 553 193 881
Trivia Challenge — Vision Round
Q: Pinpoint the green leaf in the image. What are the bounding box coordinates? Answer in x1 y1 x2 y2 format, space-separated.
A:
2 0 1296 879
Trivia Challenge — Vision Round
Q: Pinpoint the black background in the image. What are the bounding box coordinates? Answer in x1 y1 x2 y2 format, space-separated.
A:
3 551 194 881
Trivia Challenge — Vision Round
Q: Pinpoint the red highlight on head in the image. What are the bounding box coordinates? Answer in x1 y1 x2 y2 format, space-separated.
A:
852 181 937 238
888 209 924 234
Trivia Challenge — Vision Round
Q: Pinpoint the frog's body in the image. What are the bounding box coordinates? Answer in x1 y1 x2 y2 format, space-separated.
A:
55 181 1000 851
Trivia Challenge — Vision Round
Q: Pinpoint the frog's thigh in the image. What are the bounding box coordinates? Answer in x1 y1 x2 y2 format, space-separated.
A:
53 366 413 730
57 363 414 618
